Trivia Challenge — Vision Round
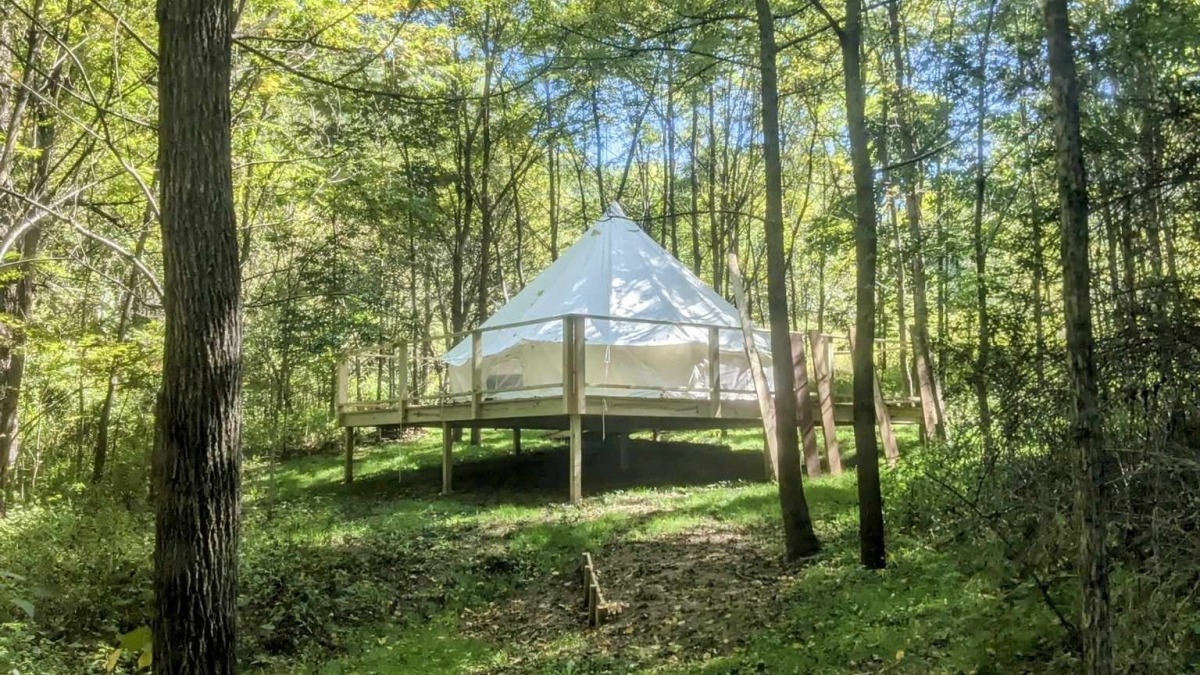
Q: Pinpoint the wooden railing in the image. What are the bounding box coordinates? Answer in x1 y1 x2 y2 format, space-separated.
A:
333 313 915 421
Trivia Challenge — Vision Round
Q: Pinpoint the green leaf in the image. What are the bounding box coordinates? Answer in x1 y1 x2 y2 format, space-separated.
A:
10 597 34 619
119 626 153 651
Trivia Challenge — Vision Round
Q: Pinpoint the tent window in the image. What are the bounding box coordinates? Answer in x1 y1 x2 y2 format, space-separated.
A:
486 373 523 391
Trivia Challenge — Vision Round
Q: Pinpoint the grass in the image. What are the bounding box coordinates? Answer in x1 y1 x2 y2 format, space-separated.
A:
0 425 1075 674
238 426 1072 674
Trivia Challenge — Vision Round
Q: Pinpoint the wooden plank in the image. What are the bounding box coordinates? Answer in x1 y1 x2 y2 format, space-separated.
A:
471 330 483 420
513 427 522 454
808 330 842 475
441 422 453 495
707 326 721 417
727 252 778 481
848 328 900 466
343 427 354 484
569 413 582 505
790 333 822 477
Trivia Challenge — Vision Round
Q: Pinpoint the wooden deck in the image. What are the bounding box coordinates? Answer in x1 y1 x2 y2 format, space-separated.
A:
339 393 923 431
334 313 928 504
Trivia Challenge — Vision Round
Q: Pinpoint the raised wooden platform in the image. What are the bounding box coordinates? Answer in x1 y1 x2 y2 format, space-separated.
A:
334 313 929 504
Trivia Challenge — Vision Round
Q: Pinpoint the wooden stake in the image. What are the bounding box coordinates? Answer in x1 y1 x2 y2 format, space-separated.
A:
513 427 522 455
441 422 453 495
728 252 778 480
790 333 822 477
808 330 842 475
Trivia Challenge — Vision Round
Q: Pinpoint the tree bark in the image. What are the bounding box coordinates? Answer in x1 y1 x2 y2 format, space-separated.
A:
1043 1 1112 672
836 0 886 569
154 0 242 668
755 0 821 561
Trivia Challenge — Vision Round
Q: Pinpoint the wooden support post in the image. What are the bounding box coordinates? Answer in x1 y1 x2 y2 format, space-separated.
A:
848 328 900 466
790 333 822 477
471 330 483 420
396 340 408 422
343 426 354 484
512 427 522 455
571 314 586 414
441 422 453 495
808 330 842 475
569 413 583 505
618 434 629 471
707 326 721 417
562 316 574 413
728 252 778 480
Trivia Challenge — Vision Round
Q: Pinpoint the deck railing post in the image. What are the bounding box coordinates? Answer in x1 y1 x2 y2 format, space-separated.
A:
707 326 721 417
335 352 349 423
471 330 483 420
808 330 842 475
397 340 409 423
562 316 574 414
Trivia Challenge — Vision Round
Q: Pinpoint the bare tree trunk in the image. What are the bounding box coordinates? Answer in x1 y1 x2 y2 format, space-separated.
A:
154 0 242 667
1044 1 1112 672
885 0 945 439
93 210 155 483
835 0 886 569
689 93 702 275
971 0 998 458
755 0 821 561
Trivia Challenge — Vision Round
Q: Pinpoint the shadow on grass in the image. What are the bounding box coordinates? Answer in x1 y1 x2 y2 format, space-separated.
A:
303 437 772 505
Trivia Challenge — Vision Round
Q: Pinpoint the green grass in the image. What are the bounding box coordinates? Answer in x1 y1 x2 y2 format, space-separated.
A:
0 426 1074 674
235 427 1071 674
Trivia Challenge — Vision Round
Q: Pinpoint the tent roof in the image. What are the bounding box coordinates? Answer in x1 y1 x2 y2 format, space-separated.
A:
443 203 759 364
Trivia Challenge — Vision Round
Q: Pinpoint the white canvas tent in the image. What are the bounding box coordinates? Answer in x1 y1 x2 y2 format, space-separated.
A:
442 203 773 399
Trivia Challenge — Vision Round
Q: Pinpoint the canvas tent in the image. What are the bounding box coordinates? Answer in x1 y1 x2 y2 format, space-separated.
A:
442 203 773 399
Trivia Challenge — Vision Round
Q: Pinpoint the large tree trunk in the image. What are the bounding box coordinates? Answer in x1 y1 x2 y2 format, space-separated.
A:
154 0 242 668
839 0 886 569
754 0 821 561
1043 1 1112 672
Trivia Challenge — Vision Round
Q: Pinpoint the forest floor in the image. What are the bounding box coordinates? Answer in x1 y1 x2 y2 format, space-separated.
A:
236 428 1070 675
0 427 1076 674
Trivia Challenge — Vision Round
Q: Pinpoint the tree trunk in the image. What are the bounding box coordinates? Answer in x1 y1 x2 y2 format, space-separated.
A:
839 0 886 569
1044 1 1112 672
93 213 154 483
755 0 821 561
885 0 945 439
971 0 998 458
154 0 242 668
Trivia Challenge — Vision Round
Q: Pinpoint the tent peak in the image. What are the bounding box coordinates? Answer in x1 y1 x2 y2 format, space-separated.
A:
604 201 628 219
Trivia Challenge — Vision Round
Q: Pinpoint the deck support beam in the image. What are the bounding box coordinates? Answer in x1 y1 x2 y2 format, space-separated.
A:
513 427 522 454
441 422 453 495
569 414 582 504
343 426 355 484
618 434 629 471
